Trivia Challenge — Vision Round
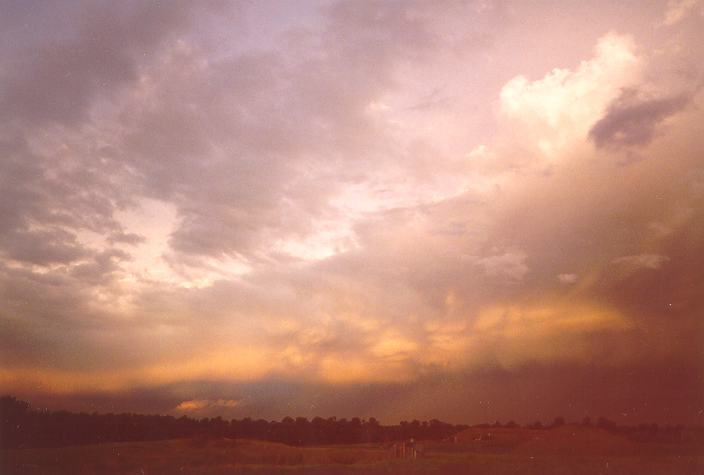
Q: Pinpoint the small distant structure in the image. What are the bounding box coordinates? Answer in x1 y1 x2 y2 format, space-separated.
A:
391 438 421 459
473 432 494 442
679 428 696 443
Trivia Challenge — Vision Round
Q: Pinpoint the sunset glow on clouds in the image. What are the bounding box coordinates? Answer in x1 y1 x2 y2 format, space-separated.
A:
1 0 703 423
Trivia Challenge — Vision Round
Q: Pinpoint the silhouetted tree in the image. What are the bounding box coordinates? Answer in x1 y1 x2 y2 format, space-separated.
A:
1 396 30 448
551 416 565 428
597 416 616 430
0 395 470 449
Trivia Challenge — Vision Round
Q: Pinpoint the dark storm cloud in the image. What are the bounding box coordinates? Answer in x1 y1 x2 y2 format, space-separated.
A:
0 1 236 274
69 248 131 284
0 130 133 269
113 0 442 261
0 228 89 265
589 88 691 149
0 136 94 266
0 0 238 268
0 0 230 127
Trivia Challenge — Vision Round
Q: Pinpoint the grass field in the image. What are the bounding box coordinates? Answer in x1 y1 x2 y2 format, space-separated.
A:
2 426 702 474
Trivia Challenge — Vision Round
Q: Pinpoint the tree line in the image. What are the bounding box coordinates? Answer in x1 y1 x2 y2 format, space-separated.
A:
2 396 699 449
0 396 468 449
465 415 701 444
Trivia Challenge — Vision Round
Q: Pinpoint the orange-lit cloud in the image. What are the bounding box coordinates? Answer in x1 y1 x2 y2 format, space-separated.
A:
176 399 240 412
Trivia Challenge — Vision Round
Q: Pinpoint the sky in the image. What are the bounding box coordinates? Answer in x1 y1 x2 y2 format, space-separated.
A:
1 0 703 425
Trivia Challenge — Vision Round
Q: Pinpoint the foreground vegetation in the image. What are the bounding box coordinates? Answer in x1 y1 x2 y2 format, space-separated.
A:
2 428 702 474
2 396 702 473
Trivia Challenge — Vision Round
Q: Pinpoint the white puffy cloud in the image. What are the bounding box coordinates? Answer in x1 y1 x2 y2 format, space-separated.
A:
557 273 579 284
499 33 640 158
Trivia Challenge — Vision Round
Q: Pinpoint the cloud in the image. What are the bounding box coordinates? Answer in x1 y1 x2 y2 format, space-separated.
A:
472 302 633 368
612 254 670 269
472 250 529 282
69 249 131 285
0 227 89 266
0 0 228 127
107 231 145 246
499 33 640 158
589 89 691 150
176 399 240 412
662 0 702 26
557 273 579 284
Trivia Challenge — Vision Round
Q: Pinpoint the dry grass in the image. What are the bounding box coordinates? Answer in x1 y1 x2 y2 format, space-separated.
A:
2 427 702 474
0 438 393 474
